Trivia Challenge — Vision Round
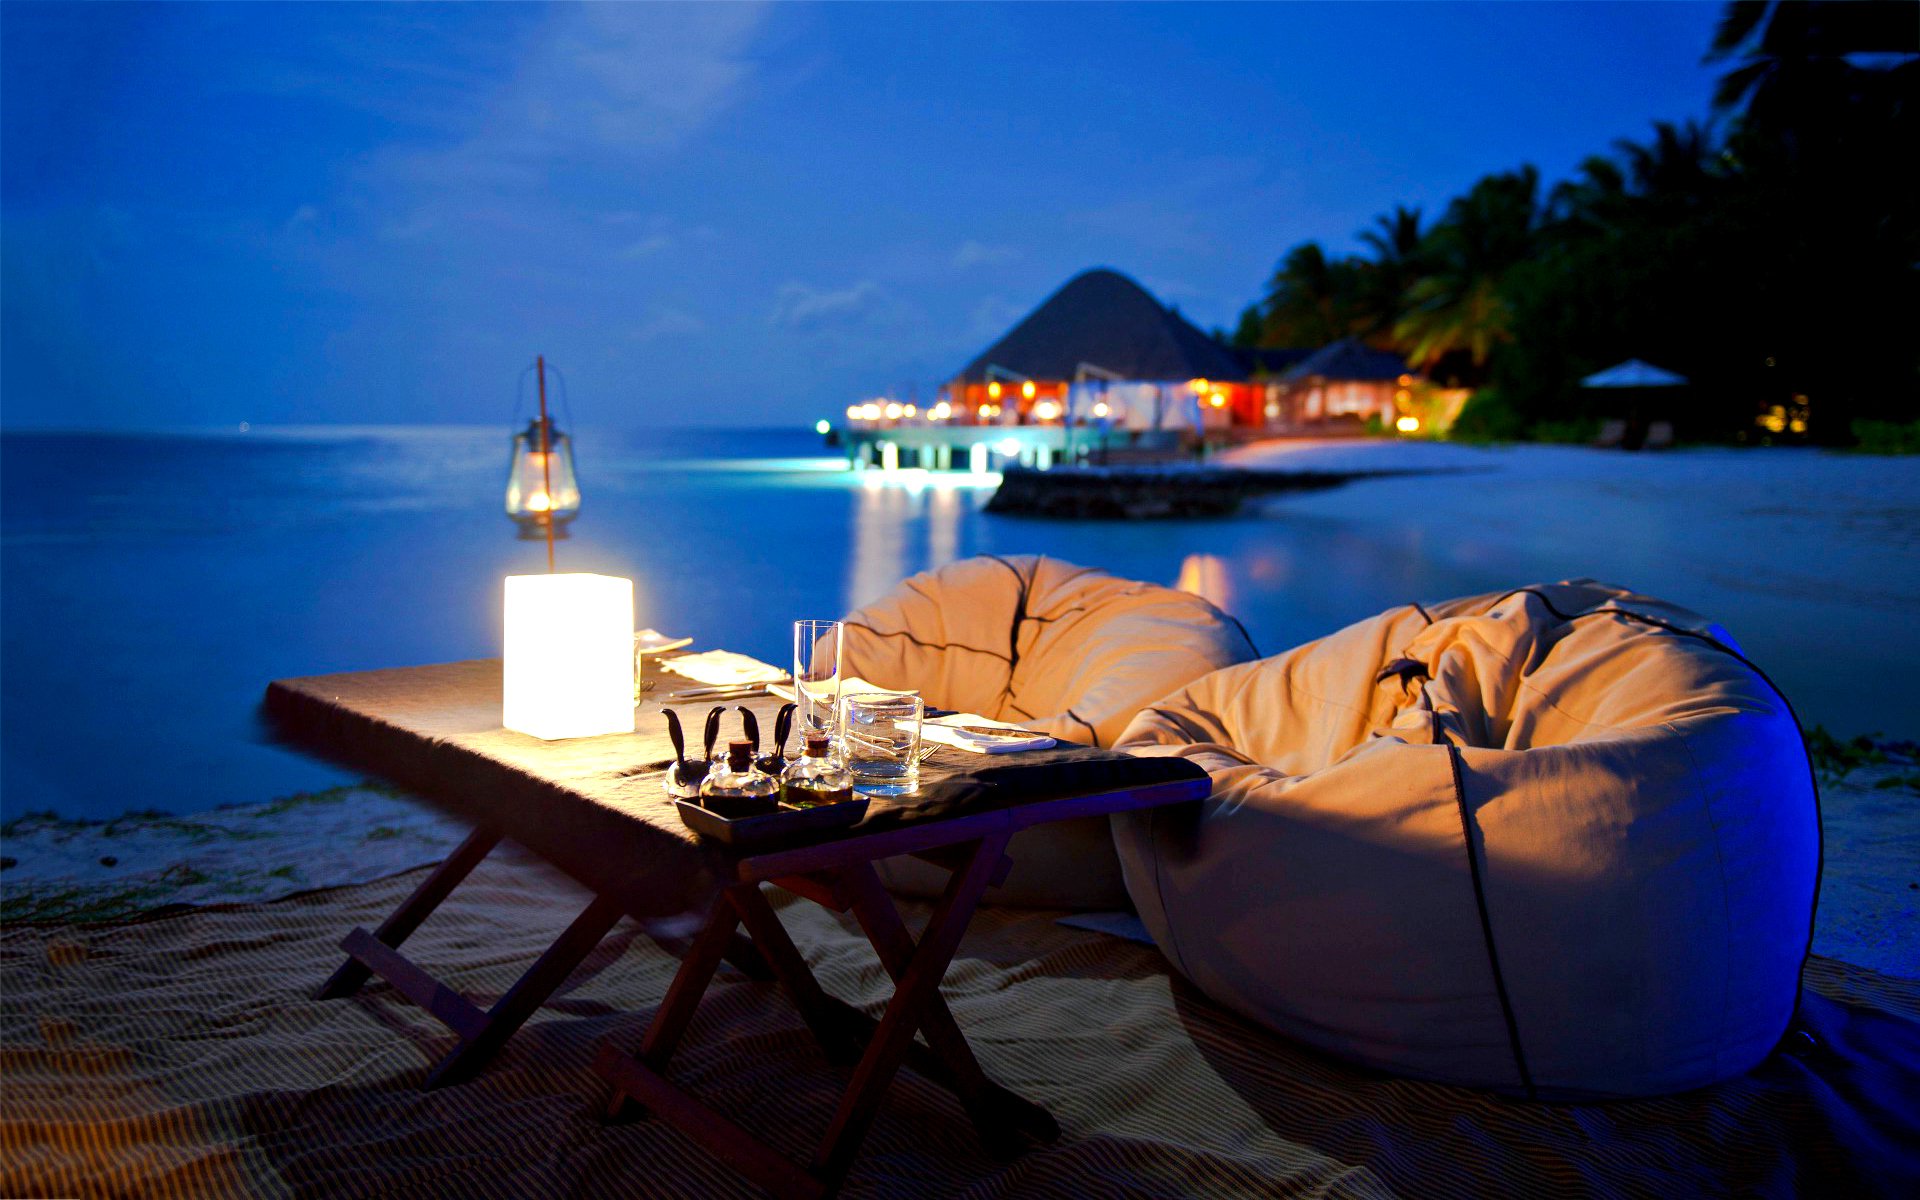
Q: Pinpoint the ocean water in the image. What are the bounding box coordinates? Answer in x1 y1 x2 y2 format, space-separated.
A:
2 426 1914 821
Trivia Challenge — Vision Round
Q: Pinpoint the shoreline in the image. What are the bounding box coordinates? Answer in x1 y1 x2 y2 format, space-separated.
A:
4 758 1913 981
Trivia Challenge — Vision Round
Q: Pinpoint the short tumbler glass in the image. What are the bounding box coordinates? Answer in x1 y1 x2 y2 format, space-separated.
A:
839 691 923 796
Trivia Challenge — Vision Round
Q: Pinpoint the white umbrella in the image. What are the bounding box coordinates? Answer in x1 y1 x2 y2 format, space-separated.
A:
1580 359 1688 388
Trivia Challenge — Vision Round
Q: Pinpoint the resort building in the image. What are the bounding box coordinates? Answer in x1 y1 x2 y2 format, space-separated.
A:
839 268 1444 465
1272 337 1419 431
943 268 1255 433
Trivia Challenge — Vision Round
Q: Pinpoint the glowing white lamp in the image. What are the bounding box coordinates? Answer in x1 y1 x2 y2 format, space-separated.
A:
503 573 634 740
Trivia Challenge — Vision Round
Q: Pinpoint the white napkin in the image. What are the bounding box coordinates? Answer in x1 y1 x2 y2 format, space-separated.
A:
922 714 1056 755
766 676 905 704
660 650 787 686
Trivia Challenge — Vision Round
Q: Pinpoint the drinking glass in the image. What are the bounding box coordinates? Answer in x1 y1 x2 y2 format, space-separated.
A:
839 691 923 795
793 619 844 741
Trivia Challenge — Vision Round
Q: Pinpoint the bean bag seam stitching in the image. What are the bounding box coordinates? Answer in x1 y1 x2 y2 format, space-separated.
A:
844 621 1012 665
1444 738 1536 1098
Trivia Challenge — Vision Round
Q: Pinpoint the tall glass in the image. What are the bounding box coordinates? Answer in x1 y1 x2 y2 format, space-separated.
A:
793 619 844 742
839 691 923 795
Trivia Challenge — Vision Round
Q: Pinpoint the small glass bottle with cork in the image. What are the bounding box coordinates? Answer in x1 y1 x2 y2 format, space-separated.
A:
781 735 854 808
700 740 778 817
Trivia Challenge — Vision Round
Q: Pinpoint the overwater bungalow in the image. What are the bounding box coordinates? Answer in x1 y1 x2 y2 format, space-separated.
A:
841 269 1440 468
944 268 1257 432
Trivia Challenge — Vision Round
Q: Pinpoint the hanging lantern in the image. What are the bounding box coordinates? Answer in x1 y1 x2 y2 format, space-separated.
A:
505 355 580 541
505 416 580 533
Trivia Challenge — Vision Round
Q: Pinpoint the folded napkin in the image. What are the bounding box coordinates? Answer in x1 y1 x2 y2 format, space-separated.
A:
767 676 905 704
922 714 1056 755
660 650 787 686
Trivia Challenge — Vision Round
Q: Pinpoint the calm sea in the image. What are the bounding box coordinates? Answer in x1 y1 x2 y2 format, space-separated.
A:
2 426 1912 821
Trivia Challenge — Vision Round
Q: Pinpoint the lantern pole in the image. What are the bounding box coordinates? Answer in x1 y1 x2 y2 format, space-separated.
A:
537 354 556 573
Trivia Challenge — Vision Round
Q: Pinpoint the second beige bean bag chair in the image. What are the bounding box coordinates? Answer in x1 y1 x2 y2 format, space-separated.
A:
1112 581 1820 1100
841 554 1257 908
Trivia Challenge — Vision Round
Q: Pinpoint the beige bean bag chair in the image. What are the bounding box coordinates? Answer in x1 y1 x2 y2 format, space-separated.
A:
1113 581 1820 1100
842 554 1257 908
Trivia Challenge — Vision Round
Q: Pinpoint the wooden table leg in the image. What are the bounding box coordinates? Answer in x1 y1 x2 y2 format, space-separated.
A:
808 830 1012 1189
316 826 501 1001
604 891 743 1118
424 891 628 1089
593 830 1044 1197
728 885 864 1066
842 862 1060 1150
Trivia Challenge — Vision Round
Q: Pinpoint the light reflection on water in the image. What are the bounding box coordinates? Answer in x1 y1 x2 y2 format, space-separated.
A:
2 425 1913 820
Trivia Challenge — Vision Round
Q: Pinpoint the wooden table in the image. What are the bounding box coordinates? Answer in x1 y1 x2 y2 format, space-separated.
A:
264 657 1210 1199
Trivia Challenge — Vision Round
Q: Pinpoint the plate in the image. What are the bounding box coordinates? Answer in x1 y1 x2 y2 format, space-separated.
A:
635 629 694 655
674 796 870 846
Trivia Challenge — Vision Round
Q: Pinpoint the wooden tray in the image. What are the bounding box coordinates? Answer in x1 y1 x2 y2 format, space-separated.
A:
674 796 870 846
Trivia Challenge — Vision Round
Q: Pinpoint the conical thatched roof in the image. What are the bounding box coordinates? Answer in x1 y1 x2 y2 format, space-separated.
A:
954 269 1247 384
1283 337 1411 384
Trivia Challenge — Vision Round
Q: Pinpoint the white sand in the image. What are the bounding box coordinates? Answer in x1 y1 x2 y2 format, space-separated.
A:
1 785 467 921
4 771 1911 978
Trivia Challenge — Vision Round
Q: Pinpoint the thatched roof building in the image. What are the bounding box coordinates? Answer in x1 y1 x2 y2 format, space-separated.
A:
1284 337 1411 385
954 269 1244 386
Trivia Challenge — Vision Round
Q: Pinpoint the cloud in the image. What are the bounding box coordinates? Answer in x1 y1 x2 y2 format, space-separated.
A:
629 307 706 342
952 240 1019 269
770 280 890 331
365 4 774 199
614 215 722 260
969 295 1026 339
620 233 675 259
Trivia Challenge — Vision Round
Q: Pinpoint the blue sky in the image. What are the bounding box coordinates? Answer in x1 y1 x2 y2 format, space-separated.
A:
2 1 1726 431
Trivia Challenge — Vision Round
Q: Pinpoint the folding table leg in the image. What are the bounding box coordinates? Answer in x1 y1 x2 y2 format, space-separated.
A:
604 892 743 1118
424 891 628 1089
728 884 864 1066
809 830 1012 1189
593 831 1044 1196
315 826 501 1001
843 862 1060 1150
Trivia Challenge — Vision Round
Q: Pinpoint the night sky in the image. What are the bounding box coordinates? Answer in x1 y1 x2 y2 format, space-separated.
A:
2 1 1725 431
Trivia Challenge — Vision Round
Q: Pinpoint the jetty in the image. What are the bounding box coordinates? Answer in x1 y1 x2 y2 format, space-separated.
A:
985 464 1454 519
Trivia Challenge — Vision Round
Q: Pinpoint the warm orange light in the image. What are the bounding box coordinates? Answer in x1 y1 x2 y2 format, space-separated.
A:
526 491 552 512
1021 380 1037 400
1394 388 1412 404
1034 399 1061 421
930 401 952 420
1398 374 1413 387
845 404 862 420
1188 378 1210 395
1208 392 1227 408
987 381 1003 400
883 403 903 420
1395 415 1421 434
978 404 991 418
903 404 916 417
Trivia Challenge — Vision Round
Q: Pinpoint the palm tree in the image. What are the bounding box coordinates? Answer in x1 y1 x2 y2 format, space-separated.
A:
1358 205 1425 266
1394 167 1540 371
1355 206 1425 343
1257 242 1366 347
1708 0 1915 116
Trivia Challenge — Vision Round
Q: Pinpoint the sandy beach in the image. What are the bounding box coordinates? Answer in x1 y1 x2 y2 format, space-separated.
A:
4 751 1912 980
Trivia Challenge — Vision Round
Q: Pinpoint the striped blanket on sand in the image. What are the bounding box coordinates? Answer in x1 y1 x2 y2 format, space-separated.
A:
4 849 1916 1198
